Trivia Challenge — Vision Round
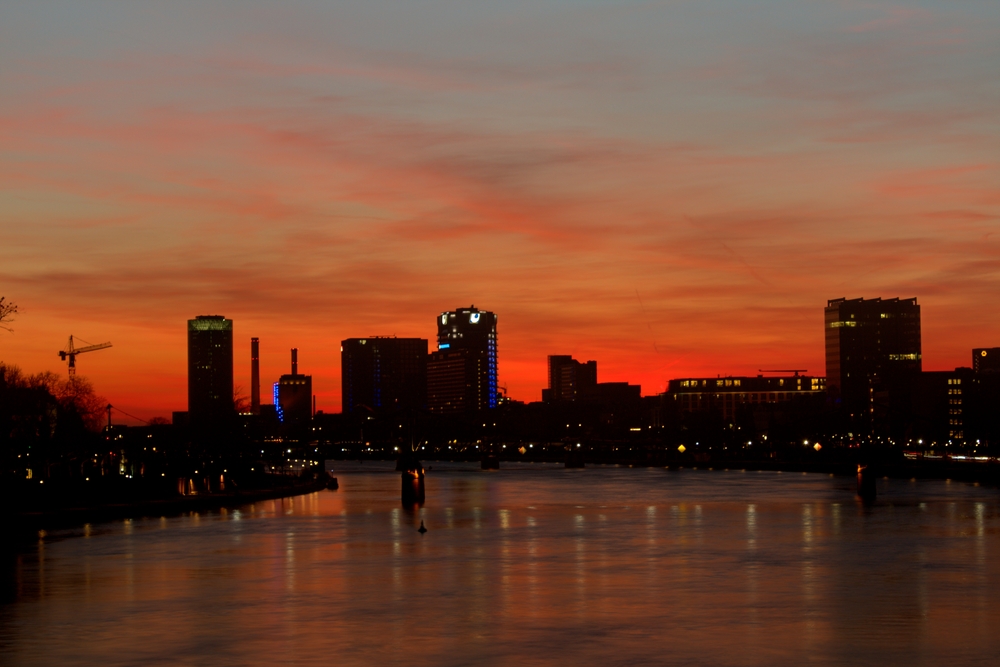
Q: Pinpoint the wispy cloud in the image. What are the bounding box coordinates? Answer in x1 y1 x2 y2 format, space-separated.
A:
1 0 997 415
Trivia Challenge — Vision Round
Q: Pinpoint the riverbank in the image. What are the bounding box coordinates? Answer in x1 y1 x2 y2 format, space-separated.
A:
11 475 329 535
337 453 1000 488
662 459 1000 486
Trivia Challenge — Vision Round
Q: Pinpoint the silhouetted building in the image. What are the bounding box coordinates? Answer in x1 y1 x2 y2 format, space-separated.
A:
973 348 1000 374
427 348 471 414
544 355 597 402
275 348 312 425
250 337 261 415
187 315 234 425
968 350 1000 444
914 369 973 444
825 297 921 432
594 382 642 404
341 337 428 414
668 375 825 421
428 306 498 413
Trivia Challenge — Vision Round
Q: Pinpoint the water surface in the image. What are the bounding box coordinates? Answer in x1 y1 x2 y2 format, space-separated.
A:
3 463 999 666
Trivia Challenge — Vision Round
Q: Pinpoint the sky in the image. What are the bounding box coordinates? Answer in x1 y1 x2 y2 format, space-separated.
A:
1 0 998 422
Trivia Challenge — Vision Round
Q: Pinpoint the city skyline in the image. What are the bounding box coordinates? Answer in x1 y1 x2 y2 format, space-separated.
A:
4 294 989 425
5 4 999 665
2 1 998 421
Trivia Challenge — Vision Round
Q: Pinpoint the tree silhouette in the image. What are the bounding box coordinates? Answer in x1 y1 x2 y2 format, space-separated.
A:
0 297 16 332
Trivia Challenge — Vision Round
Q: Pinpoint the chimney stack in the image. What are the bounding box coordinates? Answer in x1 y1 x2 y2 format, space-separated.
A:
291 348 298 376
250 338 260 414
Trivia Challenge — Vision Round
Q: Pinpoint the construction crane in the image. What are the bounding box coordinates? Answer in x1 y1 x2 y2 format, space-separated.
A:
758 369 808 377
58 335 112 375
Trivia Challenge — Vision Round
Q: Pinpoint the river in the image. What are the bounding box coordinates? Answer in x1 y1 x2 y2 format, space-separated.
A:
3 462 999 666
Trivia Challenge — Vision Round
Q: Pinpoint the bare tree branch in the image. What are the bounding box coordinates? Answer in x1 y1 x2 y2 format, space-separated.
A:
0 297 17 332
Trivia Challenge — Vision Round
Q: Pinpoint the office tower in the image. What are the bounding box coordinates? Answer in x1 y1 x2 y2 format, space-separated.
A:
427 348 472 414
250 337 261 415
428 306 498 413
187 315 234 425
914 369 973 444
970 348 1000 444
825 297 921 429
341 337 428 414
275 348 312 425
544 355 597 402
973 348 1000 374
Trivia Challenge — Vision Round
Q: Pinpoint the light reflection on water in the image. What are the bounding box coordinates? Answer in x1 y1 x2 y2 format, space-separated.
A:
3 463 1000 666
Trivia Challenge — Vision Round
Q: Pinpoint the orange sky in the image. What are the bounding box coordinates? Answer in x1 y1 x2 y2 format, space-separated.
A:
1 1 998 422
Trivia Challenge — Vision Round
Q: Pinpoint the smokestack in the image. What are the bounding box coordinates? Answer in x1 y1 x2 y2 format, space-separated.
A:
291 348 298 376
251 338 260 415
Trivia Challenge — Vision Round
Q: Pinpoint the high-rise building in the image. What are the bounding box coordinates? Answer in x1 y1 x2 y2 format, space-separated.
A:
544 355 597 402
275 348 312 425
973 348 1000 374
914 369 973 444
341 337 428 414
969 348 1000 445
187 315 234 425
825 297 921 429
427 348 471 414
428 306 498 413
250 337 261 415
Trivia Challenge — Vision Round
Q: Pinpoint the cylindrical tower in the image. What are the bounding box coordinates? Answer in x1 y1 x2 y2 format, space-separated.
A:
250 337 260 415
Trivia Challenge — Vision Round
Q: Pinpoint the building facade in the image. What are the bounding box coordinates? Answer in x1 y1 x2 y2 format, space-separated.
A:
971 350 1000 445
341 337 428 414
668 375 825 421
544 355 597 402
428 306 498 413
275 348 312 425
914 369 973 444
825 297 921 429
187 315 234 425
973 348 1000 374
427 348 471 414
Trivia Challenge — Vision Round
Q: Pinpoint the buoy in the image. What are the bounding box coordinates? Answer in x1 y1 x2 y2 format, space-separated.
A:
418 520 427 534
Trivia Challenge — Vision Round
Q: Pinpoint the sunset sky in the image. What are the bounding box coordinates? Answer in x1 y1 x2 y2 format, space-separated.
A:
2 1 998 422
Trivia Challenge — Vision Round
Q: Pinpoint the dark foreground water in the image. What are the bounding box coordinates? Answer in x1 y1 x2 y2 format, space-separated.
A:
3 463 1000 666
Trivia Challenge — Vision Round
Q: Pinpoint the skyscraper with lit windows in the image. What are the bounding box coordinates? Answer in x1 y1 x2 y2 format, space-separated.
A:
825 297 921 431
187 315 234 425
428 306 498 413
